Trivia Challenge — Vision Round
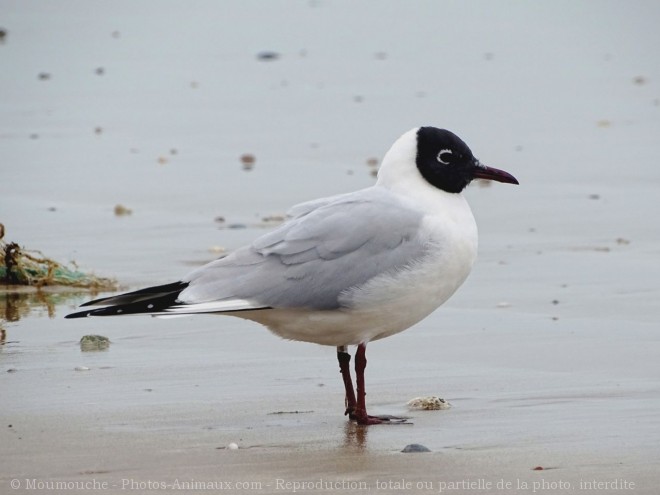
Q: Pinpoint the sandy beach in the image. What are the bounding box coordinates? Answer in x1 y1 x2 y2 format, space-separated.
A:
2 1 659 493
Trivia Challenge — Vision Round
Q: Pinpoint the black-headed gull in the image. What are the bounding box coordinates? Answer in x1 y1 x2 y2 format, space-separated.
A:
67 127 518 425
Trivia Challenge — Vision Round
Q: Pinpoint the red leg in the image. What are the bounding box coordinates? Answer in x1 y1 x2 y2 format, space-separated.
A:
353 343 386 425
352 343 412 425
337 347 357 417
353 343 369 423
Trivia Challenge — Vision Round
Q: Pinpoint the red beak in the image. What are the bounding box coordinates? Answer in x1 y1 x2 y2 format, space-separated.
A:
473 162 519 185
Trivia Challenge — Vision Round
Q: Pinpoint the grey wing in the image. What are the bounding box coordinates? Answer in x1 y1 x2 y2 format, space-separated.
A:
285 190 356 219
178 189 428 310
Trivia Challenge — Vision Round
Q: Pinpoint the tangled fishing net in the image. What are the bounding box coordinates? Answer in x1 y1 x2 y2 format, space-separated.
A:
0 223 117 290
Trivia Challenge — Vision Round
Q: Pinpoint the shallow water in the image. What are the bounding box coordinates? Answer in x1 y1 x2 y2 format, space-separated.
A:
2 1 660 493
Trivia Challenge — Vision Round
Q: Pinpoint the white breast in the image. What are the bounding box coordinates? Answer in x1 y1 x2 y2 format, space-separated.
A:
338 194 478 342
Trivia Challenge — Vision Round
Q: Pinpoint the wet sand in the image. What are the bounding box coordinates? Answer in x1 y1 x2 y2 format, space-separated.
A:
3 296 658 493
2 1 660 493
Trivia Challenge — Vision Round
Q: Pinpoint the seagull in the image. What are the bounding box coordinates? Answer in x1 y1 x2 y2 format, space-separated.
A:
66 126 518 425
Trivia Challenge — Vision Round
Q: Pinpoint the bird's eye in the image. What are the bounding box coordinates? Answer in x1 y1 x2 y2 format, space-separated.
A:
436 149 453 164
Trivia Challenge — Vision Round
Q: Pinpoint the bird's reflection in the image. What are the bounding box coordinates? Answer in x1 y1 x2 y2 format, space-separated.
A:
342 420 369 451
0 291 93 350
1 290 88 323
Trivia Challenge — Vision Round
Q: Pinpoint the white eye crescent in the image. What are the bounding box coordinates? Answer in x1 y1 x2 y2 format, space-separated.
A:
437 149 452 164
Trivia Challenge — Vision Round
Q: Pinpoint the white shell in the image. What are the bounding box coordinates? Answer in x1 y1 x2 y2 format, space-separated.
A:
407 396 451 410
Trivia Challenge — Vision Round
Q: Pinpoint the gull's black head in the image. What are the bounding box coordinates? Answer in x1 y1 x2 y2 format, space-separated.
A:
415 127 518 193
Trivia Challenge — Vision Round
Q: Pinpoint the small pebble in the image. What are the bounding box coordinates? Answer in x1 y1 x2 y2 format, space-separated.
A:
240 154 256 170
74 366 90 371
366 157 379 167
114 204 133 216
7 368 18 373
257 51 280 61
227 442 239 450
95 67 105 76
401 444 431 453
533 466 544 471
262 215 286 224
38 72 51 80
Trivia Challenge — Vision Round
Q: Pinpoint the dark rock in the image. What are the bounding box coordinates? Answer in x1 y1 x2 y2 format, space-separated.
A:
401 443 431 453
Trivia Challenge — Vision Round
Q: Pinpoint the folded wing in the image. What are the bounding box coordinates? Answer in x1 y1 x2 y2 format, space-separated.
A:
66 187 429 318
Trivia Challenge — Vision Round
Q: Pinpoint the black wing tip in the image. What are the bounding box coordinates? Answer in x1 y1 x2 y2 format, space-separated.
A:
64 311 89 319
79 281 189 307
80 300 102 308
79 298 107 307
65 304 159 319
65 281 190 319
65 307 123 319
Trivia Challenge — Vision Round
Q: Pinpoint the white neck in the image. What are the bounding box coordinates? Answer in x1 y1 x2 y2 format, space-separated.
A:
375 127 476 226
376 128 457 202
375 128 420 193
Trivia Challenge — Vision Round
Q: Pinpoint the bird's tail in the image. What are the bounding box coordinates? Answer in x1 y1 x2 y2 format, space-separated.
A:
65 281 189 318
